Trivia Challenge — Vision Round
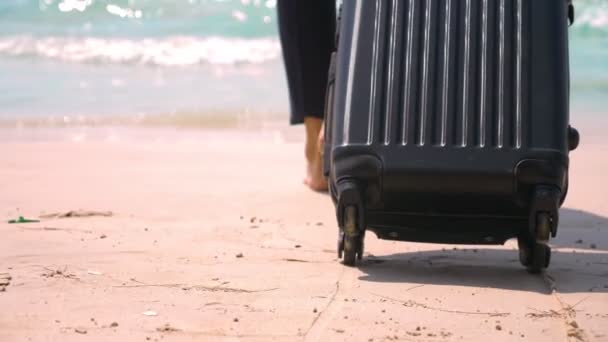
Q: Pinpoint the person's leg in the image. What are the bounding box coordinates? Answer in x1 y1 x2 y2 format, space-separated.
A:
304 117 326 190
277 0 336 191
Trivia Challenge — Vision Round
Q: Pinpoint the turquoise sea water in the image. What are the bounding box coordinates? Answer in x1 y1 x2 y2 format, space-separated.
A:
0 0 606 126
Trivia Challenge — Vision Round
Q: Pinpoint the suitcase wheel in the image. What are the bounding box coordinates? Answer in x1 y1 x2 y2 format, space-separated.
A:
529 186 561 239
518 212 553 273
338 205 365 267
525 243 551 274
534 212 552 243
336 181 366 266
518 237 551 272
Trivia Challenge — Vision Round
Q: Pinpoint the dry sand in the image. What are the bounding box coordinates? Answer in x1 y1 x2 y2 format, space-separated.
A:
0 127 607 342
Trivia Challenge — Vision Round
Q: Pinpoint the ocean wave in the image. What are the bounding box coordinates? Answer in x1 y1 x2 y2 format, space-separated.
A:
0 35 282 66
572 1 608 34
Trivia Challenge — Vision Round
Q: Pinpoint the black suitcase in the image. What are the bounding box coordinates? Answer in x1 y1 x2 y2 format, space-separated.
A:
324 0 580 272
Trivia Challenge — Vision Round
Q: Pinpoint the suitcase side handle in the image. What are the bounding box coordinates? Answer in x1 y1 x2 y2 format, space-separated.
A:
567 0 574 26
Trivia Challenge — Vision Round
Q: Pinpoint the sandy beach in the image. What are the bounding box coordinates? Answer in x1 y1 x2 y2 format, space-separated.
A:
0 126 607 342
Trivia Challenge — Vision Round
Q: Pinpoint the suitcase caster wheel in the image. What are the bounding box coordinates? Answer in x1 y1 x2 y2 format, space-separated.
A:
518 236 532 267
342 236 358 267
526 243 551 274
519 237 551 273
535 212 552 243
340 205 364 267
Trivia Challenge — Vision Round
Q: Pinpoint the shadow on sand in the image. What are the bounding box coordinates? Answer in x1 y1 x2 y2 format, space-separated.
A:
357 208 608 294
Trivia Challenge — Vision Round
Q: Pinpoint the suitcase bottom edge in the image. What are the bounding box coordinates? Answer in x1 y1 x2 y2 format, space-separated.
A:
367 212 526 245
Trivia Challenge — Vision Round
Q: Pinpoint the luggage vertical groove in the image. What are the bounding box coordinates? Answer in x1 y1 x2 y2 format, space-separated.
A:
401 0 416 146
383 0 393 145
419 0 433 146
342 0 363 145
503 0 516 149
384 0 402 146
468 0 481 149
439 0 452 147
412 0 424 146
497 0 505 148
461 0 472 147
368 0 384 145
515 0 523 149
479 0 488 147
484 0 498 149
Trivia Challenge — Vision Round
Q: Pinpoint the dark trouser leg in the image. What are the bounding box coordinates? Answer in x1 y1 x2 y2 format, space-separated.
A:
276 0 336 125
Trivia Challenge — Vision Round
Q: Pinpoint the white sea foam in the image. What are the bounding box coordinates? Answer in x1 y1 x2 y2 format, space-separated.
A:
574 4 608 32
0 35 282 66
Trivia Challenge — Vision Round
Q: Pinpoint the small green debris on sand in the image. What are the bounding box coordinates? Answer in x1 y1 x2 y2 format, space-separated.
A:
8 216 39 224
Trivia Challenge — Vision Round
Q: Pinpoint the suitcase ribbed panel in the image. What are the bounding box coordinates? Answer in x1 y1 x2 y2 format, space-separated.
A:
353 0 527 149
368 0 389 145
329 0 570 245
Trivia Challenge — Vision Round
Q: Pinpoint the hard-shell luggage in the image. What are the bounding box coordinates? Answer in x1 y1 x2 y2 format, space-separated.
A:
324 0 580 272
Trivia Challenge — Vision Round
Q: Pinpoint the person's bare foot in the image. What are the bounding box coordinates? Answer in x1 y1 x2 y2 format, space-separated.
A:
304 117 328 192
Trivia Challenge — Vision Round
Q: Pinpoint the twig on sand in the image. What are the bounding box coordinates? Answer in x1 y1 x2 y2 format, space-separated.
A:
525 298 587 320
17 226 93 234
113 282 278 293
192 285 279 293
405 284 426 292
40 210 113 219
526 307 563 319
283 258 310 263
370 292 510 317
157 324 181 333
541 273 588 342
41 266 80 281
129 277 147 284
113 283 184 288
570 297 589 310
282 258 332 264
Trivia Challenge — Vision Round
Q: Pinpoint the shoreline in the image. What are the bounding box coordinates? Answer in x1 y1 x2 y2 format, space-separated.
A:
0 115 606 145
